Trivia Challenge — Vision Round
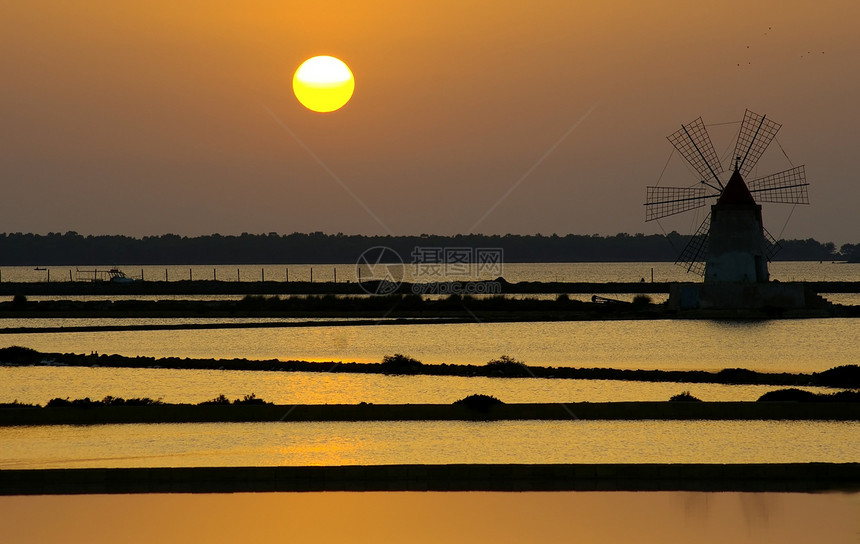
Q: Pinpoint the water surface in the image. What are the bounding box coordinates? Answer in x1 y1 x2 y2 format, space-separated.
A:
2 491 857 544
2 420 857 469
2 318 856 372
0 366 837 405
4 260 858 284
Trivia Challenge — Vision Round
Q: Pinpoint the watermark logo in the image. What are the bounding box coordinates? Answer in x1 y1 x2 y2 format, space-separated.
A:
356 246 405 295
410 281 502 295
411 247 503 279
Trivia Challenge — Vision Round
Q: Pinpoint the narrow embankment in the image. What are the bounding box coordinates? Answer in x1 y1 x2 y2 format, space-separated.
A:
2 463 858 494
2 401 859 426
3 347 859 389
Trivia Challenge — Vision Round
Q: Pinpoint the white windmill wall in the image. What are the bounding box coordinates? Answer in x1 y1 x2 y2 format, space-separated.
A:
704 203 769 283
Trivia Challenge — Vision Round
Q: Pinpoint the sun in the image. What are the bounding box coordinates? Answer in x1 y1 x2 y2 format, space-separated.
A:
292 56 355 113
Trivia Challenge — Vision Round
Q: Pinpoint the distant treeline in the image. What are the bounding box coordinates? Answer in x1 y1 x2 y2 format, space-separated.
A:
0 231 854 265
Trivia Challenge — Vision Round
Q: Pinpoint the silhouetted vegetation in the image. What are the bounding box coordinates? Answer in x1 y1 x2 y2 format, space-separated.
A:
200 394 231 405
715 368 761 384
813 365 860 388
0 293 665 318
757 388 860 402
41 394 272 407
46 396 163 407
485 355 531 377
0 231 849 265
0 346 40 363
842 243 860 262
233 393 268 405
381 353 423 374
453 394 504 411
0 400 38 408
669 391 702 402
632 294 653 305
777 238 838 261
199 393 270 405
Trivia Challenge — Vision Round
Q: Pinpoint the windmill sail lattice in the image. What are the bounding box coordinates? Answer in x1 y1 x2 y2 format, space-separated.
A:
666 117 723 188
733 109 781 177
762 227 782 261
644 186 712 221
675 213 710 275
747 165 809 204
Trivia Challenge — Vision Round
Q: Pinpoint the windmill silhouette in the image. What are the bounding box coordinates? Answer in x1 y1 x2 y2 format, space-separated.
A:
645 110 809 283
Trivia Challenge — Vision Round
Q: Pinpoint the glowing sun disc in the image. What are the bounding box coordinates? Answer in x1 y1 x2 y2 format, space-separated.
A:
293 56 355 113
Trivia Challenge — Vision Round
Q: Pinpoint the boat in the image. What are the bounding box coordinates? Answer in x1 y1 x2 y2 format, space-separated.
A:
107 268 134 284
75 267 138 283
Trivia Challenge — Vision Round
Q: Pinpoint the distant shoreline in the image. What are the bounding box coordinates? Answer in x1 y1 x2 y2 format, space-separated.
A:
0 231 848 265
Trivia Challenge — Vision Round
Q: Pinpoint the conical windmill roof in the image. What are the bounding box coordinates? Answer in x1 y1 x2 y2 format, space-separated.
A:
717 169 756 205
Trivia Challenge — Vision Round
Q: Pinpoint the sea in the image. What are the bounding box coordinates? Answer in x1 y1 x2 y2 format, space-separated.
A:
2 261 859 466
1 261 858 542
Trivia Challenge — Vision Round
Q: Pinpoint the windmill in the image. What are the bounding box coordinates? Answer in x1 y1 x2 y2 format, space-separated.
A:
645 110 809 284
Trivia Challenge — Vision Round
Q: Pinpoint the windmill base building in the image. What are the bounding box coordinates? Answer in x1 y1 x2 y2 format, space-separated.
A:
703 170 769 284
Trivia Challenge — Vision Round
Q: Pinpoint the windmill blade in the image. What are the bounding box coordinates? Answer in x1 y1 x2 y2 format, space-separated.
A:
667 117 723 188
762 227 782 261
733 109 782 176
644 186 718 221
747 165 809 204
675 213 711 275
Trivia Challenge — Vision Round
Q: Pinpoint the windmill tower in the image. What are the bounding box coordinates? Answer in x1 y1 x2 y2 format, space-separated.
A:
645 110 812 309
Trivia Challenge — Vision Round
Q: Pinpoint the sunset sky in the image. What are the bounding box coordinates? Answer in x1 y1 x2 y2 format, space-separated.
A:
2 1 858 243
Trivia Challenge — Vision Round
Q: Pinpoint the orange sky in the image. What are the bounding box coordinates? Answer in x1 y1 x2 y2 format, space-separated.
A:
1 1 858 242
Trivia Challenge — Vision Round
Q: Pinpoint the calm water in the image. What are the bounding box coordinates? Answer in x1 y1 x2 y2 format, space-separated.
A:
2 318 857 372
0 316 409 329
3 260 859 285
2 420 858 469
2 260 858 473
2 492 857 544
0 366 837 405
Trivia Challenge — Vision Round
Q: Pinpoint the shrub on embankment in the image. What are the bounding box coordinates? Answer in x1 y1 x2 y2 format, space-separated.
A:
813 365 860 388
669 391 702 402
380 353 423 374
199 393 270 405
453 394 504 412
484 355 531 377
